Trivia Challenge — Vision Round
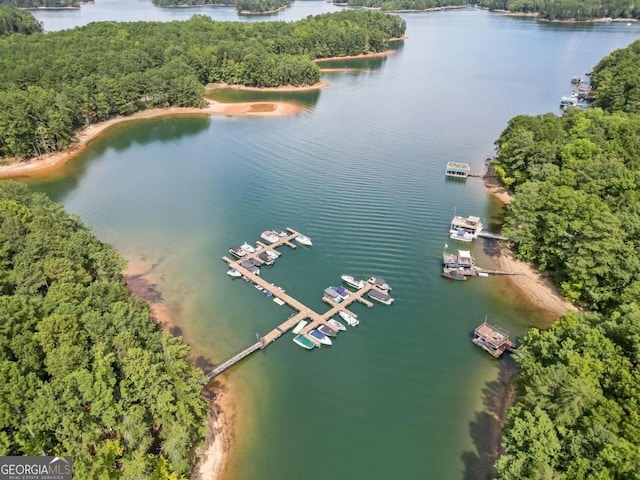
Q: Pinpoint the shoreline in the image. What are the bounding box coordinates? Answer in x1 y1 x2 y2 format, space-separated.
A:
206 80 329 92
125 258 231 480
314 50 395 62
0 99 301 180
483 163 578 319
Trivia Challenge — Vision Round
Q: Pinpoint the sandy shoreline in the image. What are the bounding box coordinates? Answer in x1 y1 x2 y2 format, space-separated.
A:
483 164 578 319
0 100 301 180
206 80 330 92
314 50 395 62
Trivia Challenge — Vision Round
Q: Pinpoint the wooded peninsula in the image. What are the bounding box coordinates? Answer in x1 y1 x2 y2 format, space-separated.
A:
0 9 405 160
493 39 640 478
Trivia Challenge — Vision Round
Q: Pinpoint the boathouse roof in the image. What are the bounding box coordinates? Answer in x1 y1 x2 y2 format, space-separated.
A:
474 323 510 347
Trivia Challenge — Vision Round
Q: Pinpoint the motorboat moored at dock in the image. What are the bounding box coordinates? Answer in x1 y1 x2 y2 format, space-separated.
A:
273 228 287 237
324 287 343 303
441 270 467 281
226 268 242 278
328 318 346 331
273 297 286 306
339 310 359 327
229 246 246 258
293 320 308 334
368 276 391 291
367 289 394 305
293 334 315 350
450 215 483 242
295 234 313 246
260 231 279 243
258 252 275 265
309 329 332 346
318 324 338 337
341 275 365 289
334 286 350 300
241 242 256 253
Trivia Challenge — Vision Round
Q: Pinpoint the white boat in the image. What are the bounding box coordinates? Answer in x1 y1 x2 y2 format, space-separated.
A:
228 246 246 258
338 310 359 327
477 272 489 278
367 289 394 305
295 234 313 246
226 268 242 278
368 276 391 291
265 250 279 260
334 286 350 300
273 229 288 237
273 297 286 306
449 215 483 242
254 284 264 291
260 231 279 243
293 320 308 334
241 242 256 253
328 318 346 332
309 329 332 346
341 275 365 289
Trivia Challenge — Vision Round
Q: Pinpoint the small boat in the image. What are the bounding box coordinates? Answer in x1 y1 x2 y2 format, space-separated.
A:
293 320 308 334
295 234 313 246
260 231 279 243
334 286 350 300
273 297 286 306
240 242 256 253
450 228 474 243
309 329 332 346
328 318 346 331
477 272 489 278
273 228 287 237
368 276 391 291
257 252 274 265
324 287 343 303
338 310 359 327
318 325 338 337
293 334 315 350
472 320 514 358
228 246 246 258
441 270 467 281
341 275 365 289
242 276 250 282
367 289 394 305
265 250 279 260
263 290 273 297
254 284 264 291
226 268 242 278
571 75 582 84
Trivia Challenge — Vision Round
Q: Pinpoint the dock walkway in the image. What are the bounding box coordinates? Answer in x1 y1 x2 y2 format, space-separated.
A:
207 229 391 378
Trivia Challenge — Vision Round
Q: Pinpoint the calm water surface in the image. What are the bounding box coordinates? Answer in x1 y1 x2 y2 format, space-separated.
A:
27 6 640 480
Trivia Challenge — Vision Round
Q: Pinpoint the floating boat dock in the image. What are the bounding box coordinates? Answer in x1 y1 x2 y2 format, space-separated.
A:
206 228 391 379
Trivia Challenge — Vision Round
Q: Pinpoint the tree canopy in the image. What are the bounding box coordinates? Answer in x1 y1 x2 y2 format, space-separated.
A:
0 10 405 160
477 0 640 20
591 39 640 114
0 0 81 8
151 0 293 15
0 180 208 479
494 39 640 479
0 5 41 36
340 0 467 12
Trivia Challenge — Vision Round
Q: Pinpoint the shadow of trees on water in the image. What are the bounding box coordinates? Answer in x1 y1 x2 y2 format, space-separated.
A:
461 355 518 480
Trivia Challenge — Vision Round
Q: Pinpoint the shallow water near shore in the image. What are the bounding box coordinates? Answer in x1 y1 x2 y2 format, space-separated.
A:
25 7 640 480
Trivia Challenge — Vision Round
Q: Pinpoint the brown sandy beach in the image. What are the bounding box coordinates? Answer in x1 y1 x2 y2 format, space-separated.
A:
483 164 577 319
0 99 301 180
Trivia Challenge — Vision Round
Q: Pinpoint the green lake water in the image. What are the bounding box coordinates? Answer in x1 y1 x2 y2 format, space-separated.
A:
25 6 640 480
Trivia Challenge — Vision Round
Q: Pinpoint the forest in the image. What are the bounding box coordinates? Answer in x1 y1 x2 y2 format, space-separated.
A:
476 0 640 20
343 0 640 19
0 10 406 160
0 5 42 35
152 0 292 14
0 0 82 8
494 40 640 479
591 39 640 114
0 181 208 478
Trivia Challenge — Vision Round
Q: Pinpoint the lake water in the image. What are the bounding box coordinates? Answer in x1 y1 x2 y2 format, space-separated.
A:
26 5 640 480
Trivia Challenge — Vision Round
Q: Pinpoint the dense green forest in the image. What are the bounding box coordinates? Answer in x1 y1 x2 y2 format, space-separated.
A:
152 0 292 15
591 39 640 114
477 0 640 20
0 10 405 160
0 5 42 35
0 0 81 8
494 40 640 479
0 180 208 478
339 0 467 11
